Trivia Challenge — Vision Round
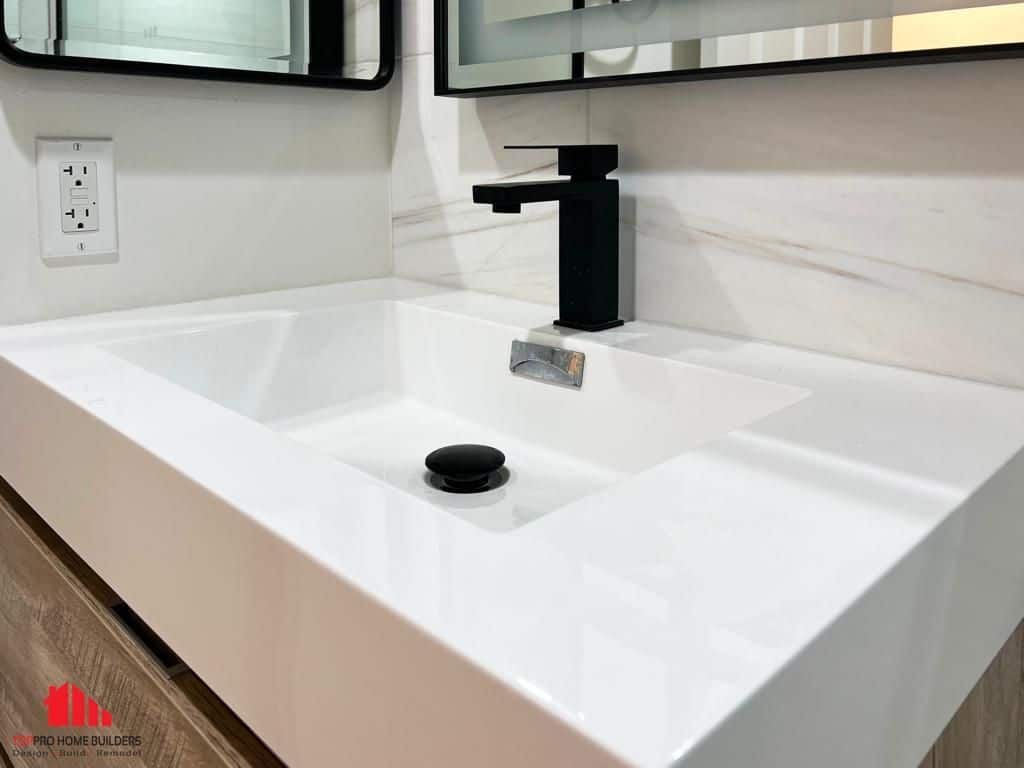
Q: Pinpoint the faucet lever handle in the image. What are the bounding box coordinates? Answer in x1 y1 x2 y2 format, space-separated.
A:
504 144 617 180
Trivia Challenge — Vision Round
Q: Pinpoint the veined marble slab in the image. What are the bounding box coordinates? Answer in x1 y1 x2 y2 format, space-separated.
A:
588 60 1024 387
390 53 586 304
390 1 1024 388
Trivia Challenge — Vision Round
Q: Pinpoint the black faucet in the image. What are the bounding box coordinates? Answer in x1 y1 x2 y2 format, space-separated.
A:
473 145 623 332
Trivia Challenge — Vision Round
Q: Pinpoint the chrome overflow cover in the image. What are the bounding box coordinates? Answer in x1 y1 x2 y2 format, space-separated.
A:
509 340 584 389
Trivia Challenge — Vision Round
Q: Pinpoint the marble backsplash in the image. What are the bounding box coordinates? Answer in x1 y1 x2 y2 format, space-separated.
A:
390 0 1024 388
390 53 585 302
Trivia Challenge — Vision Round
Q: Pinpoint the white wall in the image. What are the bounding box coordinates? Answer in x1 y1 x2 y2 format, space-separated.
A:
0 64 391 324
4 3 1022 387
391 0 1024 388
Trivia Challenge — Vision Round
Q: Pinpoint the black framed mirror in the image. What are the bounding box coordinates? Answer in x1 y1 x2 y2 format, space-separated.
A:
0 0 394 89
436 0 1024 96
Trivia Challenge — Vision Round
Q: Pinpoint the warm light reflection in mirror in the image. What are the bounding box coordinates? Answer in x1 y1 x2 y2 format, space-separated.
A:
893 3 1024 50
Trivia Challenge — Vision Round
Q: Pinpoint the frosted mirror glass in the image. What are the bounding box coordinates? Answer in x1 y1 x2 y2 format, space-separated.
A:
440 0 1024 95
1 0 392 88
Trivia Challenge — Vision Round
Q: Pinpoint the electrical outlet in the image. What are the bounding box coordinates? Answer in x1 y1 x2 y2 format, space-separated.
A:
36 139 118 264
60 162 100 233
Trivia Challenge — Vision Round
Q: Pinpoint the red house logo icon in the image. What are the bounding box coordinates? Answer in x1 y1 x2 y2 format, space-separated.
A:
44 683 113 728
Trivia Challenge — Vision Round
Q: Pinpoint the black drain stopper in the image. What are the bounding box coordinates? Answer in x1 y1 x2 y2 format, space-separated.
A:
426 444 506 494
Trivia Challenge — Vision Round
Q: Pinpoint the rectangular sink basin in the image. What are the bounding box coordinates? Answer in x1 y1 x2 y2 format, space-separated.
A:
106 301 806 531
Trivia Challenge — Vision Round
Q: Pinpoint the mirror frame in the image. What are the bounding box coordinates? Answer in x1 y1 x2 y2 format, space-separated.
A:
434 0 1024 97
0 0 395 90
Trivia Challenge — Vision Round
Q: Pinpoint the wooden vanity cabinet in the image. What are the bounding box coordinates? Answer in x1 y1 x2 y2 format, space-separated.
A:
918 619 1023 768
0 477 284 768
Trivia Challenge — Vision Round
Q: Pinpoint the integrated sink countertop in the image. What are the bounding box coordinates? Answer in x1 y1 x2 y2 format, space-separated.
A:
100 297 806 531
1 278 1022 768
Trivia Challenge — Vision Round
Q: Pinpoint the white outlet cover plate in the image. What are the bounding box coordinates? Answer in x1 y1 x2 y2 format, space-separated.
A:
36 138 118 265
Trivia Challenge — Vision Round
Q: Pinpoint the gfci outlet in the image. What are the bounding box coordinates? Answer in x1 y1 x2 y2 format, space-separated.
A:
36 139 118 264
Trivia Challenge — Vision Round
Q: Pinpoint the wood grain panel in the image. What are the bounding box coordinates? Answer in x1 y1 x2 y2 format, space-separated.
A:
932 621 1024 768
0 477 283 768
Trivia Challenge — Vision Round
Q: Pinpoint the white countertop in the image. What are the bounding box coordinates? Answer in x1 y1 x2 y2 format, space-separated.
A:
1 278 1022 768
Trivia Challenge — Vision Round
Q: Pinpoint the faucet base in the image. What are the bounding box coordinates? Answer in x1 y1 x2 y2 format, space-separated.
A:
554 318 625 333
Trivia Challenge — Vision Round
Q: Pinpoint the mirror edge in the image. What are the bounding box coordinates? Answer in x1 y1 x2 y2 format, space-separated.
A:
0 0 397 91
432 0 1024 98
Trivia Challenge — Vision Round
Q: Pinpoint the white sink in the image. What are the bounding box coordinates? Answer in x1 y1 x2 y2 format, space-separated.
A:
5 280 1024 768
106 300 806 531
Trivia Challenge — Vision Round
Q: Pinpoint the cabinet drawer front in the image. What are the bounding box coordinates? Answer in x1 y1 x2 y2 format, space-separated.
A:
0 488 252 768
